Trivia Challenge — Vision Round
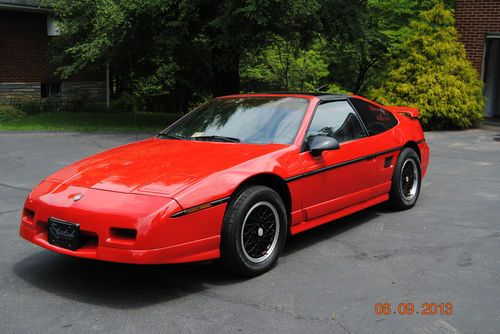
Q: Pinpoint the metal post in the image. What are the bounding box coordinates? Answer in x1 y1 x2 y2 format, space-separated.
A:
106 60 110 109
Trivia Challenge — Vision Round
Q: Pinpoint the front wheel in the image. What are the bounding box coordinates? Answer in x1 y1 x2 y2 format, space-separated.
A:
388 147 421 210
220 186 287 276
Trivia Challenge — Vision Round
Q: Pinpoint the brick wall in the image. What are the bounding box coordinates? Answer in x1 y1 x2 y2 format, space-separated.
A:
455 0 500 75
0 10 58 83
0 9 106 106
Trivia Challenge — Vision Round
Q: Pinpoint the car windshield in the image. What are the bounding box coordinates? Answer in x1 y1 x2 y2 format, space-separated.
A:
160 97 309 144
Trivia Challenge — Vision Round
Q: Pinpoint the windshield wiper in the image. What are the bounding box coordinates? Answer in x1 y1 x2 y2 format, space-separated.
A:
192 135 240 143
157 133 186 140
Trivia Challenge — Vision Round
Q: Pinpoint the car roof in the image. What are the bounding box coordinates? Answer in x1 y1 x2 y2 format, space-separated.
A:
264 92 350 101
218 92 350 102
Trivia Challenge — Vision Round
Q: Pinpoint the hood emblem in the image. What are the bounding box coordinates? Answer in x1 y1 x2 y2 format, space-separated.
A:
73 193 84 201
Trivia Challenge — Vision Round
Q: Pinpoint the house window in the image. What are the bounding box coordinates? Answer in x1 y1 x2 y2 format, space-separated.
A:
41 83 61 98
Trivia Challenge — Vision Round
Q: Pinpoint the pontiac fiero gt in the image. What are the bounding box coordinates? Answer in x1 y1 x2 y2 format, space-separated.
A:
20 93 429 276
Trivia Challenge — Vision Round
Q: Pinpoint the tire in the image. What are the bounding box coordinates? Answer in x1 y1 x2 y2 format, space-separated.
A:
388 147 421 210
220 186 287 276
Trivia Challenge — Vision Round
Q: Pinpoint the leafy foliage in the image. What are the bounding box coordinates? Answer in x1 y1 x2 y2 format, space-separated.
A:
369 0 455 47
370 4 484 129
241 37 330 92
318 0 388 94
0 104 25 121
48 0 320 111
46 0 483 129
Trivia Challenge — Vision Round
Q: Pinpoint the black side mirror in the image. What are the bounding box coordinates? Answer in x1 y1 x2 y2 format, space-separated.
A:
309 135 340 157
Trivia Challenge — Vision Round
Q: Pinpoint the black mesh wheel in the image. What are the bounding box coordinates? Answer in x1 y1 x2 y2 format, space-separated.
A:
220 186 287 276
389 148 421 210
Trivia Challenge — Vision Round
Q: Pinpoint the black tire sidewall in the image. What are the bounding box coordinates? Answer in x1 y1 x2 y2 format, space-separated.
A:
221 186 287 276
391 148 421 209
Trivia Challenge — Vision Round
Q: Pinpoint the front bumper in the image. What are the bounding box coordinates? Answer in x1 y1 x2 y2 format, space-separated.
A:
20 181 226 264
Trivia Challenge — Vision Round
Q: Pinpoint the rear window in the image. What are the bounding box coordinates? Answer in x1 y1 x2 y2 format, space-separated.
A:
350 98 398 136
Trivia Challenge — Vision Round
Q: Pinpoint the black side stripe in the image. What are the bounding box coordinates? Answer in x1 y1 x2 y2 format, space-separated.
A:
285 146 403 183
170 142 425 216
171 196 230 218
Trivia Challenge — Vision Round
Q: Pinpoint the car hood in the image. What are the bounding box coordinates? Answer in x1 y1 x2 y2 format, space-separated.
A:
46 138 286 197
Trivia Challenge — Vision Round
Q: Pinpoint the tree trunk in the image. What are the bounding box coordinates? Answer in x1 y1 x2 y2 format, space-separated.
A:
212 45 241 97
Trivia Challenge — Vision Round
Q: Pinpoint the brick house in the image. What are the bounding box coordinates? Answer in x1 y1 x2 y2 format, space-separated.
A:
0 0 107 108
456 0 500 118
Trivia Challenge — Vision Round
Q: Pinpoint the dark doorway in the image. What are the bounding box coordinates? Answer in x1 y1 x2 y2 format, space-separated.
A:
484 36 500 118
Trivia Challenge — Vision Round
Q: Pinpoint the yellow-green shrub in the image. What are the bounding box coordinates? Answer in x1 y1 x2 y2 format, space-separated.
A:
370 4 484 130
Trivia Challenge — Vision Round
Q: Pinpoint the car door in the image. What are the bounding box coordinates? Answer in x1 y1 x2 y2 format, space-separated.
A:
298 99 377 221
349 97 402 197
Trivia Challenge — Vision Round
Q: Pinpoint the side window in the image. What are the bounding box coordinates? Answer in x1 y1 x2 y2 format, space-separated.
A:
305 100 366 148
350 98 398 136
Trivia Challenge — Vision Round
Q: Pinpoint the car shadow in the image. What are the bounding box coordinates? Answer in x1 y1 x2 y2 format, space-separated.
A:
13 205 388 309
282 205 383 257
13 252 244 309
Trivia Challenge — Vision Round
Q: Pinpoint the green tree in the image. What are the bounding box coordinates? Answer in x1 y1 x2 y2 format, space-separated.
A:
240 0 379 94
201 0 321 96
370 4 484 129
49 0 211 113
48 0 321 110
316 0 387 94
320 0 457 95
323 13 387 94
369 0 455 53
241 37 330 92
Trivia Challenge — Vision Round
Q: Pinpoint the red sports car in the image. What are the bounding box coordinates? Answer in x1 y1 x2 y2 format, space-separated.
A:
20 93 429 276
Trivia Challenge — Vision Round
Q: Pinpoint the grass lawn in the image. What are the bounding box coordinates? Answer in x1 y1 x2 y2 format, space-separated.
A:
0 112 182 133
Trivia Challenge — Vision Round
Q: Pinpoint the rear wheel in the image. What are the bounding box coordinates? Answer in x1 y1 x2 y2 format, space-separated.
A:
389 147 421 210
220 186 287 276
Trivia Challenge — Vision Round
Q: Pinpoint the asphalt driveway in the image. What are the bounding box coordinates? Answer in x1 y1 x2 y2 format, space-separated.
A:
1 129 499 333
